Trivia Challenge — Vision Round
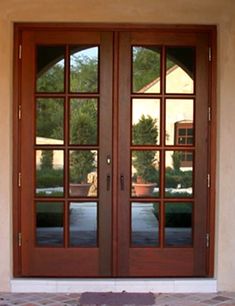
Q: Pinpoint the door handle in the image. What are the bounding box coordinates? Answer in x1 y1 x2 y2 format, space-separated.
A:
107 174 111 191
120 175 124 191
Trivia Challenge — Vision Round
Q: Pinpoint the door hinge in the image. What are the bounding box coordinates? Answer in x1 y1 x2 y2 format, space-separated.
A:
18 172 22 187
18 233 22 247
208 47 212 62
207 173 211 188
206 233 210 248
208 106 211 122
18 105 22 120
19 45 22 59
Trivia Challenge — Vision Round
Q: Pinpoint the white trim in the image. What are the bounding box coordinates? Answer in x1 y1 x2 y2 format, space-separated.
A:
11 279 217 293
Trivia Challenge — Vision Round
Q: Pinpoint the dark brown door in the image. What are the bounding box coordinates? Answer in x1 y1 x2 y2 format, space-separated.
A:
16 27 211 277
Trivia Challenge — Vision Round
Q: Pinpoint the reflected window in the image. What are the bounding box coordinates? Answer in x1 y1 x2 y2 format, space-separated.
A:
175 122 194 147
165 99 194 146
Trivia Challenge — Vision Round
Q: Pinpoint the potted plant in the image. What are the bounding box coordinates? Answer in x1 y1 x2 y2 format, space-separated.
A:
132 115 159 196
69 99 97 196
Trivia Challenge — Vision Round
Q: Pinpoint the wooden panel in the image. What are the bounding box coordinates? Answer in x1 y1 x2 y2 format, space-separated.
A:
26 249 99 276
129 248 194 276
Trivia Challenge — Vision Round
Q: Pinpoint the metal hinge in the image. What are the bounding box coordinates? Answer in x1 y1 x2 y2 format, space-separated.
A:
208 106 211 122
19 45 22 59
18 172 22 187
18 105 22 120
207 173 211 188
206 233 210 248
18 233 22 247
208 47 212 62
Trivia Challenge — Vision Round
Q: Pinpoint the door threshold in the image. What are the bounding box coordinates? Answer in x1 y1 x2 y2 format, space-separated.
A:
11 278 217 293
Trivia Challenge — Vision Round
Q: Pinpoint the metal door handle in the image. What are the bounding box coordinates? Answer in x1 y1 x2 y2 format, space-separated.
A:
107 174 111 191
120 175 124 190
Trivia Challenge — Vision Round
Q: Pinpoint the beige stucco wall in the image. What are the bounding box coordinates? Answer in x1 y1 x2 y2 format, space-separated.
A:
0 0 235 292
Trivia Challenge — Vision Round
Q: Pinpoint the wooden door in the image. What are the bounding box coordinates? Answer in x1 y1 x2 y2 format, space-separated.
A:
117 31 210 276
14 26 213 277
18 30 113 276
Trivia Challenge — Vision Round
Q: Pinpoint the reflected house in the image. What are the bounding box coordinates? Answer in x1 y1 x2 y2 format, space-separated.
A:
134 64 193 170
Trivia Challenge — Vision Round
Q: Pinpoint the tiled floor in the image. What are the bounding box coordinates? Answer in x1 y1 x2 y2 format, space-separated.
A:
0 292 235 306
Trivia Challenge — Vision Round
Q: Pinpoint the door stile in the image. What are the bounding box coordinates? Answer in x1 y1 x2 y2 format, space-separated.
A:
117 32 131 276
112 31 120 277
193 33 210 275
99 32 113 276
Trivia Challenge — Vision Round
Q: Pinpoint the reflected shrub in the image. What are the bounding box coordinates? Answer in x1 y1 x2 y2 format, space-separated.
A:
37 168 63 188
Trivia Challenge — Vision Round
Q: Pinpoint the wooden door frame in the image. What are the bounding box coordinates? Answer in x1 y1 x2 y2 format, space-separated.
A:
13 23 216 277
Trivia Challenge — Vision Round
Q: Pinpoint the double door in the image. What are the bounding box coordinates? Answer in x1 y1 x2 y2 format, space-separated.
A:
15 27 211 277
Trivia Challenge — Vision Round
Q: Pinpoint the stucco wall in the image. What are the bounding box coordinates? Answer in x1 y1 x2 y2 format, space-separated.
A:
0 0 234 292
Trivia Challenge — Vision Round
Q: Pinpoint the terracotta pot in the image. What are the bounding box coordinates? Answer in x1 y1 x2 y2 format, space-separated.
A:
69 183 91 197
133 183 157 197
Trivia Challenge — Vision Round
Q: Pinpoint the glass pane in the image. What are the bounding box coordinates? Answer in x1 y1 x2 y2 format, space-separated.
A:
131 202 159 246
36 98 64 145
132 150 160 197
132 99 160 145
69 202 97 247
36 202 64 246
70 99 98 145
132 46 161 93
36 150 64 197
70 46 98 93
36 46 65 92
165 202 193 247
165 151 193 198
165 99 194 146
166 47 195 94
69 150 98 197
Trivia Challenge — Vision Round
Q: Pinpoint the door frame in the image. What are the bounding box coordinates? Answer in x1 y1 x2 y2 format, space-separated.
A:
13 23 217 277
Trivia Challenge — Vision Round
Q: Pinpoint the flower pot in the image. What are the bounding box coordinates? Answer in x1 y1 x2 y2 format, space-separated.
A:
133 183 157 197
69 183 91 197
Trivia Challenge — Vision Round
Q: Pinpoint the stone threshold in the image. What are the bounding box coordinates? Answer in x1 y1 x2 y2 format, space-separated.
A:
11 278 217 293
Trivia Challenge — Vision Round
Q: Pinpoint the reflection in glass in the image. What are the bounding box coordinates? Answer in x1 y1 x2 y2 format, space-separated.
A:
70 46 98 93
70 99 98 145
132 46 161 93
165 151 193 198
132 151 159 197
36 150 64 197
131 202 159 246
36 202 64 246
165 99 194 146
165 202 192 246
69 150 98 197
166 47 195 94
36 46 65 92
69 202 97 247
36 98 64 145
132 99 160 145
